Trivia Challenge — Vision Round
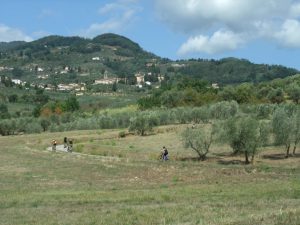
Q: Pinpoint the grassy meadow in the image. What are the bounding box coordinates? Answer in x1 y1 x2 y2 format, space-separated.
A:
0 125 299 225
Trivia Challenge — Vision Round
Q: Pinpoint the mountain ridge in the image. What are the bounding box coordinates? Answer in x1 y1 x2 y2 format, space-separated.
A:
0 33 298 85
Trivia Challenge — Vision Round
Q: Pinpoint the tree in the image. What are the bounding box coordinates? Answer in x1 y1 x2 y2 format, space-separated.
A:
287 84 300 104
272 108 294 157
64 96 80 112
12 67 24 78
182 125 214 160
221 116 268 164
0 103 10 119
8 94 18 103
112 82 117 92
209 101 239 120
291 110 300 155
40 118 51 132
129 114 153 136
267 88 285 104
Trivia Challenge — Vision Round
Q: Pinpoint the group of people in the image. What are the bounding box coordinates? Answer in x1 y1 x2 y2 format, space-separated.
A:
52 138 168 160
51 137 73 152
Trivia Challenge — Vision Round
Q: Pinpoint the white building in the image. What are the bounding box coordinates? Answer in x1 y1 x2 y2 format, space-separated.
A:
135 72 145 85
11 79 22 85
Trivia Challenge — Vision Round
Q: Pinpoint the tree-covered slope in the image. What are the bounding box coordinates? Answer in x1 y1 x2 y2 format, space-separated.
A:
0 33 298 86
167 58 298 84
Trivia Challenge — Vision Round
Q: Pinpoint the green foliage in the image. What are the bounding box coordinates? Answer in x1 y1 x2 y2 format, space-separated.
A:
220 84 257 103
93 33 142 53
63 96 80 112
272 107 300 157
8 94 18 103
176 58 298 84
220 116 268 163
118 131 126 138
11 67 24 78
182 125 214 160
209 101 239 120
40 118 51 132
267 88 285 103
0 75 13 87
138 77 219 109
0 103 10 119
255 104 276 119
287 84 300 103
129 114 155 136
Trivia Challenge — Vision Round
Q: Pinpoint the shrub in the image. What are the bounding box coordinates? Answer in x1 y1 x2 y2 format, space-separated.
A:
118 131 126 138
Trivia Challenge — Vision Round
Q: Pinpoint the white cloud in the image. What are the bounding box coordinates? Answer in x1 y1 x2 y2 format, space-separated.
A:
289 2 300 18
154 0 300 55
0 24 32 42
275 19 300 47
178 30 244 55
98 3 122 14
83 0 141 37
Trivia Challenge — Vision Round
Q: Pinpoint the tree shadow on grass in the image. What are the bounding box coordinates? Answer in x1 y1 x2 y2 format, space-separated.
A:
262 153 286 160
217 159 245 165
262 153 300 160
178 157 202 162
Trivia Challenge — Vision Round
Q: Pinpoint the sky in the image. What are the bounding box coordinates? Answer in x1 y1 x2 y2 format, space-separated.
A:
1 0 300 70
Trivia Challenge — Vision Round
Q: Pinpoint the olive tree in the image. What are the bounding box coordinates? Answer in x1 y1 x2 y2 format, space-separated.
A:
272 108 295 157
273 108 300 156
129 114 154 136
181 125 214 160
221 116 268 164
292 110 300 155
209 101 239 120
287 84 300 104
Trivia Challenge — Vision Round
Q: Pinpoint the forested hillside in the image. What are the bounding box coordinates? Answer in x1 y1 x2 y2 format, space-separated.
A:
0 33 298 87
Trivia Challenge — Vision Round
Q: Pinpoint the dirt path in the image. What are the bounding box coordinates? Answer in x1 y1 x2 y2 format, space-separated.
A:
46 144 121 162
47 144 69 153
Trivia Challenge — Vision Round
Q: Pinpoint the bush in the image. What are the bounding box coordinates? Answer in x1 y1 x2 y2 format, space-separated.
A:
118 131 126 138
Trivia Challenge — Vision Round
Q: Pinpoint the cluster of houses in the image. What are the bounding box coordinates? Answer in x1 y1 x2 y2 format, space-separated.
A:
0 66 13 71
1 61 219 93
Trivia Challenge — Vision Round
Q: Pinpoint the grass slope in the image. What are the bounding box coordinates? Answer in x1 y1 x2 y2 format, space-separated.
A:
0 126 299 225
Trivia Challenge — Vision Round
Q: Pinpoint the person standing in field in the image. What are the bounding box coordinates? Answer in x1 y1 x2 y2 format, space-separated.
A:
52 139 57 151
63 137 68 149
161 146 169 161
68 139 73 152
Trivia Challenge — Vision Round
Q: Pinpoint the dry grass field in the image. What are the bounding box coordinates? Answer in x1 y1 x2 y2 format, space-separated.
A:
0 125 299 225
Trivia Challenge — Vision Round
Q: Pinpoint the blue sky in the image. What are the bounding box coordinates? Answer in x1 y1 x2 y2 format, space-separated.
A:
1 0 300 70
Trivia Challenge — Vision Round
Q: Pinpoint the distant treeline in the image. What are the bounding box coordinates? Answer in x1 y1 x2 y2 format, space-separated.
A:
138 75 300 109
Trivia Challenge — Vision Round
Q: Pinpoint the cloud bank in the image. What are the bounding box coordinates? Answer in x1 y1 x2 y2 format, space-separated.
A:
0 24 32 42
154 0 300 55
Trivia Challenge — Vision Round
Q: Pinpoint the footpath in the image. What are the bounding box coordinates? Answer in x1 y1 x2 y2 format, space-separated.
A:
46 144 121 162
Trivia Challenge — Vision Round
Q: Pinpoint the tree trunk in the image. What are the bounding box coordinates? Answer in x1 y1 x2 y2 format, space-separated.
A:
293 145 296 155
199 155 206 161
250 152 255 164
285 144 290 158
245 151 250 164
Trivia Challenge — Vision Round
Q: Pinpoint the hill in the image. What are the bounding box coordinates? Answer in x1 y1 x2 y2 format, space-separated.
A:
0 41 26 51
169 57 298 84
0 33 298 87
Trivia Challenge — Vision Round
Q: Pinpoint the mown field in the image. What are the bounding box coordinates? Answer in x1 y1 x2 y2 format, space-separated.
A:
0 125 299 225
